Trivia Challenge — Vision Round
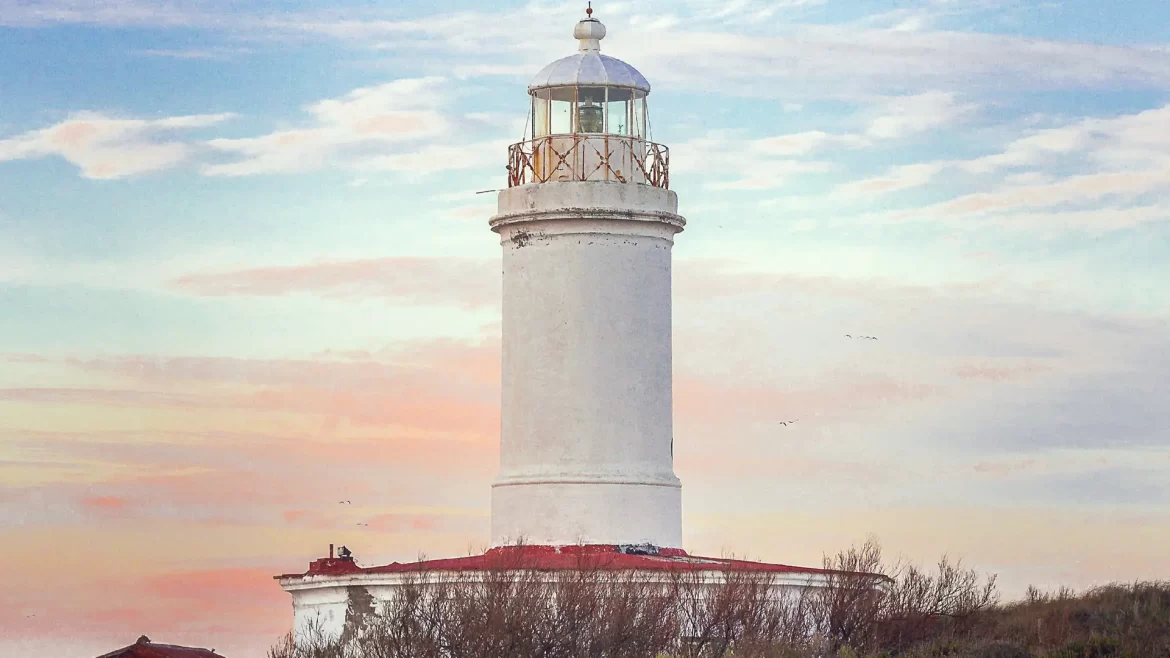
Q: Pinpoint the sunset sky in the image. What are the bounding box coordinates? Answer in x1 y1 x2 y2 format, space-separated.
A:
2 0 1170 656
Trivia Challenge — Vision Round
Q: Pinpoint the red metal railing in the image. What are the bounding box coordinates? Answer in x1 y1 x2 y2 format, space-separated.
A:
507 134 670 189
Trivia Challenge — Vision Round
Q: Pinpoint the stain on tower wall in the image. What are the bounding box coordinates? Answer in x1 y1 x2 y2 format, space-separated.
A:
339 585 376 644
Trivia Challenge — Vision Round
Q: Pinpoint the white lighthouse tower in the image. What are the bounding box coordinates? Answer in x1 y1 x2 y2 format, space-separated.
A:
489 6 684 550
278 9 844 638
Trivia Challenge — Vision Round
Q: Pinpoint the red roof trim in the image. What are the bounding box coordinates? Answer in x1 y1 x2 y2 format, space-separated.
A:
278 544 847 581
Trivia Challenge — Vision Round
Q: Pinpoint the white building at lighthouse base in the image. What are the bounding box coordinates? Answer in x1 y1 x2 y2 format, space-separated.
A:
277 545 849 639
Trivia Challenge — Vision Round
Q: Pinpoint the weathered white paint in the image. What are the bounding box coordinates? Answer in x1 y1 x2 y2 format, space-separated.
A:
287 584 350 640
489 180 685 548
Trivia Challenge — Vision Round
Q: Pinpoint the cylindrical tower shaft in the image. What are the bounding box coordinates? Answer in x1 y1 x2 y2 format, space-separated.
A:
490 182 685 548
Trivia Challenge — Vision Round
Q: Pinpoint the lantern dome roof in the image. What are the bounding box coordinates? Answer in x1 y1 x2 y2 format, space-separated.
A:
528 15 651 94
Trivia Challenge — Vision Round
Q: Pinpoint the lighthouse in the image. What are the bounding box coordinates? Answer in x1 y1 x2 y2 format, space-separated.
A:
277 9 841 637
490 6 684 550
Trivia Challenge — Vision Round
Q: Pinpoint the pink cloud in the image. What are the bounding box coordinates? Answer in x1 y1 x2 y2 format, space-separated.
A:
0 387 212 408
146 567 288 605
282 509 311 524
0 111 234 179
1 565 289 656
82 495 129 512
674 371 935 426
171 256 499 308
366 513 442 532
6 338 503 442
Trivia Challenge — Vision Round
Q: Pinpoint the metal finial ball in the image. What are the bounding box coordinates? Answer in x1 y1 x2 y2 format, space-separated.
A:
586 3 592 16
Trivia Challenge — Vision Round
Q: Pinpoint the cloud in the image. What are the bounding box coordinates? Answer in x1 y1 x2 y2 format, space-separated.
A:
1 77 510 181
0 387 215 408
825 103 1170 233
909 169 1170 221
834 162 947 197
1 336 503 444
0 0 213 28
7 2 1170 100
171 256 499 308
960 105 1170 176
80 495 129 512
672 93 972 190
750 130 870 156
864 92 978 140
202 77 495 177
132 46 253 60
0 112 234 179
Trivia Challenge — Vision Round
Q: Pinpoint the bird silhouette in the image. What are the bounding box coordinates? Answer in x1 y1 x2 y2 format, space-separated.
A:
845 334 852 338
339 500 351 504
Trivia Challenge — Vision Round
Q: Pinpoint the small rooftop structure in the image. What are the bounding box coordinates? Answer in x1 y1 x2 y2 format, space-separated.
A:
95 635 221 658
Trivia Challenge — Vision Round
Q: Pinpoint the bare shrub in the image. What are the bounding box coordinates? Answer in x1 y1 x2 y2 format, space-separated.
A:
981 580 1170 658
811 536 888 653
876 554 1000 651
264 542 1170 658
269 616 352 658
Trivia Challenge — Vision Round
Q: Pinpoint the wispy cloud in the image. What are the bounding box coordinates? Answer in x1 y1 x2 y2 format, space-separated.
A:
132 46 253 60
0 111 234 179
0 0 217 28
9 2 1169 99
171 256 499 308
864 91 978 140
202 77 452 176
673 92 974 190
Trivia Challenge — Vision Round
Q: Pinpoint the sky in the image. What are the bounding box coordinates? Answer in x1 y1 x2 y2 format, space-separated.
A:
2 0 1169 655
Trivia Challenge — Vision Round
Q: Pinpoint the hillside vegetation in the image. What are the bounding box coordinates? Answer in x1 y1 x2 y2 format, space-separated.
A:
269 539 1170 658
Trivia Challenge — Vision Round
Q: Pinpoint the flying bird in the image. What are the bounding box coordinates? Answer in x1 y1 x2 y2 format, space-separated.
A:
778 419 798 426
339 500 351 504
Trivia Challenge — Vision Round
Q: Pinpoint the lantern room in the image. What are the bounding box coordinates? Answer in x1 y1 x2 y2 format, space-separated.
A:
507 7 669 188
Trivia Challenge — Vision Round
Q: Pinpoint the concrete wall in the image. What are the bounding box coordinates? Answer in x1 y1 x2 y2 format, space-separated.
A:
489 181 686 548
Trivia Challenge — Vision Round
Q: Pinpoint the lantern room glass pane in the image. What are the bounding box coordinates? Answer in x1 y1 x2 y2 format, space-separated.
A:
533 93 550 138
632 96 646 140
606 100 628 136
550 98 572 135
576 86 605 133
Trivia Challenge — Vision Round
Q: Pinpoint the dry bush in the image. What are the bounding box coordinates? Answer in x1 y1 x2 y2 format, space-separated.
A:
267 542 1167 658
875 554 999 652
975 581 1170 658
812 536 888 653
